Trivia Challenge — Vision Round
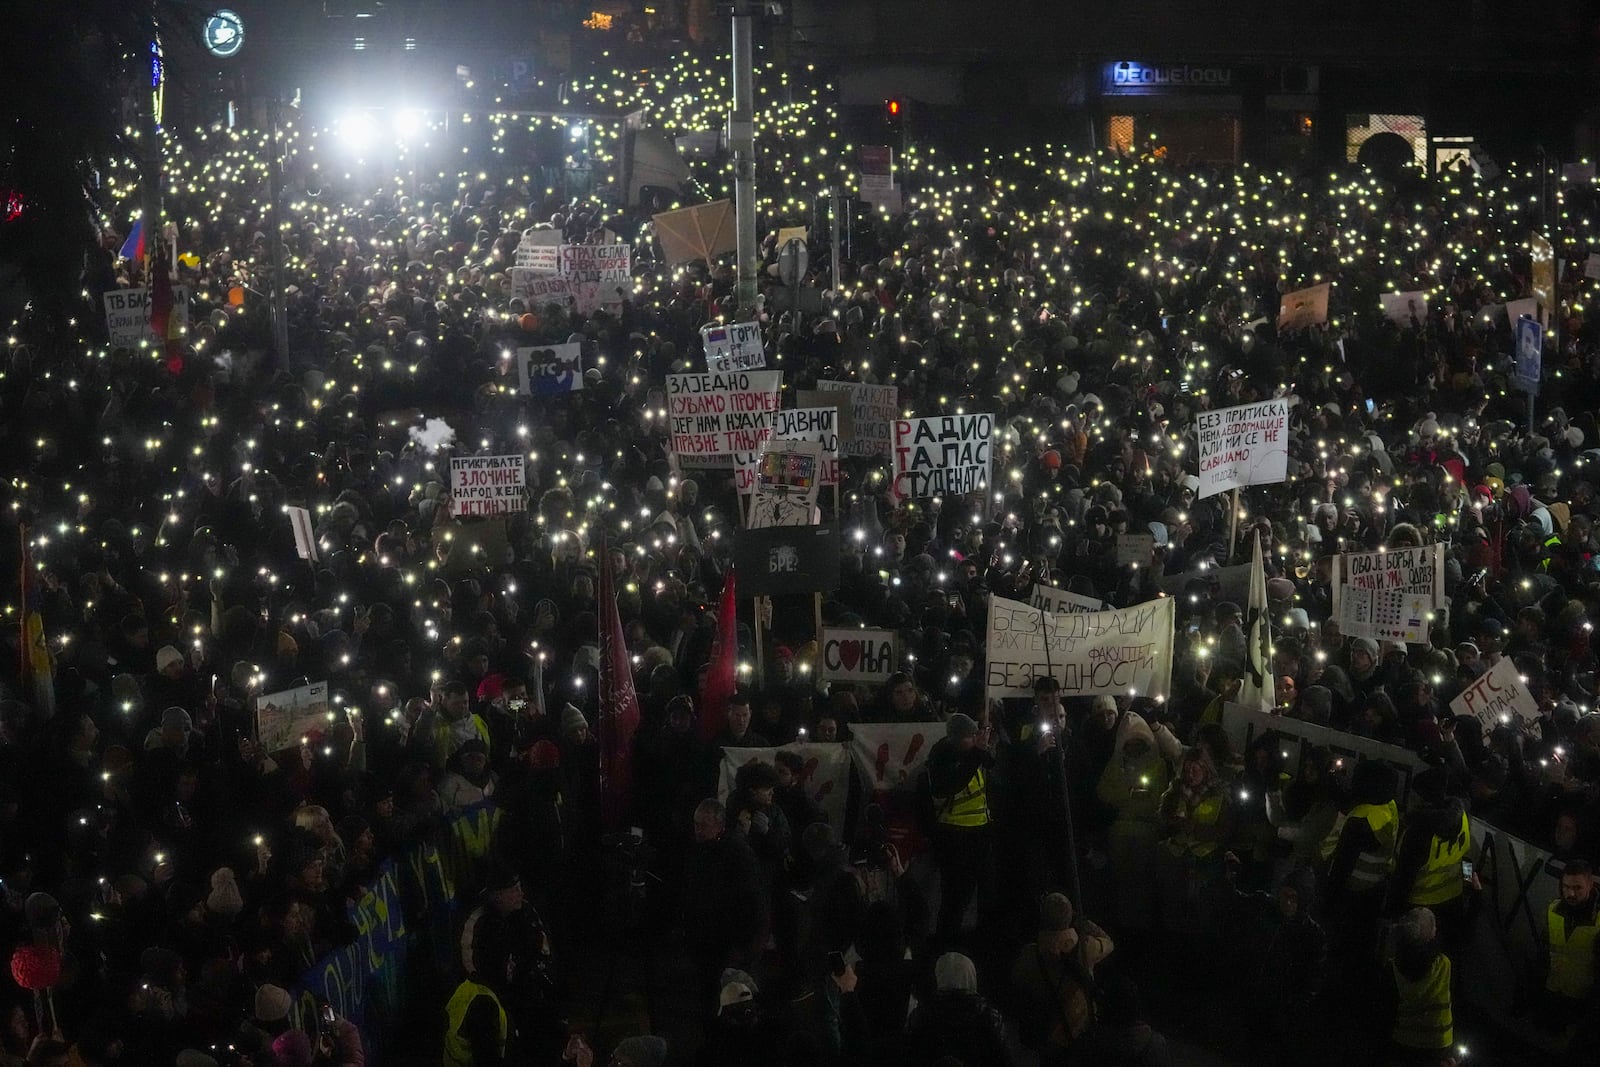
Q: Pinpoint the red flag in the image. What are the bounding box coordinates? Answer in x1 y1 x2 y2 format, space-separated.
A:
597 538 641 830
698 567 738 742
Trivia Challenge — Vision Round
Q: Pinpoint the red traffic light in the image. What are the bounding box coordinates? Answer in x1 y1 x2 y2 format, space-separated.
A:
886 98 903 118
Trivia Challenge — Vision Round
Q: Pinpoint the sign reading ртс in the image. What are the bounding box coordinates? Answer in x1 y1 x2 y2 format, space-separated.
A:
893 413 993 499
1450 655 1540 731
1195 399 1290 499
450 454 527 517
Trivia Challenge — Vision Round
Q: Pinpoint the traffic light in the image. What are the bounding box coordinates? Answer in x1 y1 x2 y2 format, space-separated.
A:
885 97 904 124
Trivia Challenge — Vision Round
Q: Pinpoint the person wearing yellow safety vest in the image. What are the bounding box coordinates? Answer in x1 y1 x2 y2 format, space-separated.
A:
1383 906 1455 1064
1320 761 1399 955
443 910 518 1067
1155 746 1234 933
1393 769 1474 954
1540 860 1600 1043
926 710 997 944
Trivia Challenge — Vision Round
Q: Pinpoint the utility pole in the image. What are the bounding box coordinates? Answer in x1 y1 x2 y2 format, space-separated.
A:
728 2 759 313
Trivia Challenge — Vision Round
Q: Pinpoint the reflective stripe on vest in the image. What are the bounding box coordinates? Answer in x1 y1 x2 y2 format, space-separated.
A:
1392 954 1453 1050
1407 811 1471 907
1346 801 1398 890
443 979 507 1067
1166 792 1224 858
1546 901 1600 1000
939 765 989 827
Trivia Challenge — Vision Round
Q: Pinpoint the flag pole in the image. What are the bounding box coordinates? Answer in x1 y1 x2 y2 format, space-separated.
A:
1227 487 1241 563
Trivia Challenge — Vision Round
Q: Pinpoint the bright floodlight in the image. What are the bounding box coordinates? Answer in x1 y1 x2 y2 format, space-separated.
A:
569 123 586 141
393 109 425 140
337 111 379 152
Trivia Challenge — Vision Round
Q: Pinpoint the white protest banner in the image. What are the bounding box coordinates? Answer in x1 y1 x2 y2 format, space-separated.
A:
255 681 332 754
701 321 765 373
820 627 898 684
104 286 191 347
510 243 631 314
450 454 527 517
851 722 934 793
1029 583 1103 614
1380 291 1428 325
1451 656 1540 730
817 379 897 459
735 406 840 494
517 343 583 396
985 595 1175 701
666 370 782 467
287 506 319 562
893 414 993 500
509 271 625 315
514 229 562 269
1115 533 1156 567
720 742 851 833
747 438 824 529
1330 543 1445 644
1195 399 1290 499
559 242 631 280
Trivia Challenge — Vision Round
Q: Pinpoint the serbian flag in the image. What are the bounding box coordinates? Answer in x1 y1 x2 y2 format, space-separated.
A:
597 537 641 829
118 219 145 264
698 566 738 742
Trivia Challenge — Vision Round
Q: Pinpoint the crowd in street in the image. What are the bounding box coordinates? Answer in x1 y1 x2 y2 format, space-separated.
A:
4 51 1600 1067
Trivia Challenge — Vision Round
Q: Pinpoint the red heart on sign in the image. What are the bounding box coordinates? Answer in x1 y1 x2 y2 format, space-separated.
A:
838 641 861 671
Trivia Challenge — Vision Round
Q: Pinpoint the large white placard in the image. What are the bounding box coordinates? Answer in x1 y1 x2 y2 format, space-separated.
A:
1195 399 1290 499
736 407 841 493
892 414 993 500
816 379 898 459
719 742 851 833
985 595 1175 701
666 370 782 467
819 627 898 683
1450 656 1540 730
746 438 824 529
104 286 191 347
510 242 631 314
450 454 527 517
1028 583 1104 614
701 321 765 373
1331 543 1445 644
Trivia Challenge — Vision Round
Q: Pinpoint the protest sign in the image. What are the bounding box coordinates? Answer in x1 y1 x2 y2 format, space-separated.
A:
816 379 897 459
820 627 898 684
287 506 318 562
733 524 840 596
1380 291 1428 325
1451 656 1540 730
758 407 841 488
450 455 526 517
256 681 332 753
1116 533 1156 566
720 743 851 832
775 226 809 248
985 595 1175 701
850 723 932 793
892 414 993 500
747 438 824 528
513 229 561 269
1157 563 1251 606
1028 583 1103 614
666 370 782 467
796 390 856 441
1277 282 1330 330
517 343 583 395
104 286 191 347
1504 297 1538 328
1331 543 1445 644
701 320 765 373
510 243 631 314
1586 253 1600 281
653 200 737 266
1514 316 1542 395
1195 399 1290 499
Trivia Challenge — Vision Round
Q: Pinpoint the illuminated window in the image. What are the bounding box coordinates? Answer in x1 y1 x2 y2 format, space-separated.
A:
1346 114 1426 166
1108 115 1134 154
583 11 615 30
352 37 366 51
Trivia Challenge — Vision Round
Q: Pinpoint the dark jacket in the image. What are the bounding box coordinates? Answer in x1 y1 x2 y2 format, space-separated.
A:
904 990 1012 1067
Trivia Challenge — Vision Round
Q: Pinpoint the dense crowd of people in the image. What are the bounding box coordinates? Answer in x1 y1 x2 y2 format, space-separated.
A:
5 49 1600 1067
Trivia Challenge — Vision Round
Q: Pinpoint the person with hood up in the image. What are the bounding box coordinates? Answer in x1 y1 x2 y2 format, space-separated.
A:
1392 769 1473 954
1095 710 1177 930
905 952 1012 1067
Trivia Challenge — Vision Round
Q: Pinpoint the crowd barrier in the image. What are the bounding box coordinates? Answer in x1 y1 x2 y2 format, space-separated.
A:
287 804 504 1063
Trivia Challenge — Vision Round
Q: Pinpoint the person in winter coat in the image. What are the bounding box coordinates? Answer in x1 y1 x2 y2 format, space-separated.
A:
439 737 498 813
1392 768 1473 954
1381 907 1455 1065
1156 746 1234 934
904 952 1012 1067
680 799 766 1013
1095 712 1177 930
1010 892 1114 1063
1217 858 1326 1064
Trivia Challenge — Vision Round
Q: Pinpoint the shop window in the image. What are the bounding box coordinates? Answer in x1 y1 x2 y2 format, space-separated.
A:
1108 115 1134 154
1346 113 1426 167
